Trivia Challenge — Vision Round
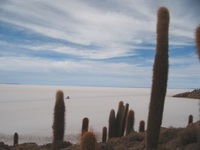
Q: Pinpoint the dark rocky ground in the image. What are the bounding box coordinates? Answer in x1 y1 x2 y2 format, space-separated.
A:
173 89 200 99
1 121 199 150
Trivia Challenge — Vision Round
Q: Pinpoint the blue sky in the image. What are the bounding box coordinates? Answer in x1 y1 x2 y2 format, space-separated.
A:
0 0 200 88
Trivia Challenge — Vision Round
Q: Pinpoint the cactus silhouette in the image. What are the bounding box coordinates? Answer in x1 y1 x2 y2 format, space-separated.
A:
188 114 193 125
81 131 97 150
120 103 129 137
126 110 135 135
139 120 145 132
102 126 107 142
146 7 170 150
115 101 124 137
108 109 116 139
52 90 66 149
13 132 18 145
195 25 200 60
81 117 89 136
195 25 200 150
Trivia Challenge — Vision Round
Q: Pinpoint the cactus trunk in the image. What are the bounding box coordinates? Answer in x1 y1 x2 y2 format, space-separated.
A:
52 90 66 149
146 7 170 150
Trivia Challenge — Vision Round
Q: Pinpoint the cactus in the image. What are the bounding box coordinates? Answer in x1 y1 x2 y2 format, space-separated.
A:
52 90 66 149
125 110 135 135
119 103 129 137
115 101 124 137
139 120 145 132
102 126 107 142
13 132 18 145
81 131 97 150
108 109 116 139
195 25 200 60
81 117 89 136
195 25 200 150
146 7 170 150
188 114 193 125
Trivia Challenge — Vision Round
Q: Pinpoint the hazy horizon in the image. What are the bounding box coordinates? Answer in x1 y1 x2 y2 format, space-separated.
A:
0 84 199 145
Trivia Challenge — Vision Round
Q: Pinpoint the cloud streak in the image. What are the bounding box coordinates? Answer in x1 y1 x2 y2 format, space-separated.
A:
0 0 199 88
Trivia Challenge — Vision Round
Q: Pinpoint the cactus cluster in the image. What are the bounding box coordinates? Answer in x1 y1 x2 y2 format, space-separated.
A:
107 101 144 139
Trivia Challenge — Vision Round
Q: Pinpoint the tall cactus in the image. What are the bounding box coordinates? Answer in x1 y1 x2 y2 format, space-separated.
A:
52 90 66 149
115 101 124 137
108 109 116 139
146 7 170 150
81 131 97 150
195 25 200 60
81 117 89 136
195 25 200 150
126 110 135 135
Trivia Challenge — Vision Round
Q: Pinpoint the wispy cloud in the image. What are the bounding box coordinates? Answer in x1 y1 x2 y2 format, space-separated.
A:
0 0 199 88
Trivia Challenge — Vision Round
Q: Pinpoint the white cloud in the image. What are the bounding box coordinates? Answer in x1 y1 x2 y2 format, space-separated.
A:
0 0 199 88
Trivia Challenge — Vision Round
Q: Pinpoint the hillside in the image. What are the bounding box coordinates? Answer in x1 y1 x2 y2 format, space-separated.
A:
173 89 200 99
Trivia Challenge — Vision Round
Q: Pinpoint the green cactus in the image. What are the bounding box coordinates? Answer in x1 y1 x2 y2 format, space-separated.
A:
102 126 107 142
81 117 89 136
115 101 124 137
125 110 135 135
120 103 129 137
139 120 145 132
108 109 116 139
146 7 170 150
13 132 18 145
52 90 66 149
195 25 200 60
81 131 97 150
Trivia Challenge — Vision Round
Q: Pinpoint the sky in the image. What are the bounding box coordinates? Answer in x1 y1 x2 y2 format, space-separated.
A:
0 0 200 88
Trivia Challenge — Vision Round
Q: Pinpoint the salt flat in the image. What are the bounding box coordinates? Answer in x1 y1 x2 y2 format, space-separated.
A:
0 84 199 145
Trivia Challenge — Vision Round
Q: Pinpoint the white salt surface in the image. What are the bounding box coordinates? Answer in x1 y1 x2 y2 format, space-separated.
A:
0 84 199 145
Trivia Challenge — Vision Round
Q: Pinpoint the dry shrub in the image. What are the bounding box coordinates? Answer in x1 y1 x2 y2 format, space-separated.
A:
179 125 198 146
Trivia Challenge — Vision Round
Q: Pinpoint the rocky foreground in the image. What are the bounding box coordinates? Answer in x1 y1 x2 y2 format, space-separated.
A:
1 121 199 150
173 89 200 99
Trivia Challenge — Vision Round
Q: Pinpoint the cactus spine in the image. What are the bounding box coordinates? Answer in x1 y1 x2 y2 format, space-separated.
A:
125 110 135 135
108 109 116 139
139 120 145 132
52 90 65 149
81 117 89 136
146 7 170 150
13 132 18 145
102 126 107 142
81 131 97 150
